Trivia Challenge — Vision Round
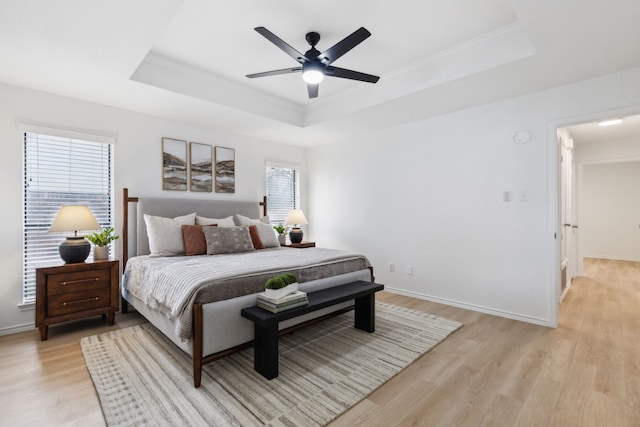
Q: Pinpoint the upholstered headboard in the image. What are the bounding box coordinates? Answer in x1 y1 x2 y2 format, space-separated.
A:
122 188 266 263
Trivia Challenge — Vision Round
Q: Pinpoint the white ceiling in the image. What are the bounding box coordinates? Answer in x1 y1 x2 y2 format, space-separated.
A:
566 114 640 145
1 0 640 146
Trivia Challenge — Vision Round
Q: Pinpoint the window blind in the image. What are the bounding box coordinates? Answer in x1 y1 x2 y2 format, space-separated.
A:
23 131 114 304
266 163 300 224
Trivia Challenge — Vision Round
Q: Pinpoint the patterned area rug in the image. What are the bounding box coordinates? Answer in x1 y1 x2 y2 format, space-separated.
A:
81 302 462 426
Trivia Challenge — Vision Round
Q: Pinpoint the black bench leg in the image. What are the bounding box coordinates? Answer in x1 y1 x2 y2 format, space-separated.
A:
354 293 375 332
254 323 279 379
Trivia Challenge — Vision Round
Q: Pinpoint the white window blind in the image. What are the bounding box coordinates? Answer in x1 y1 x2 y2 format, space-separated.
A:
266 163 300 224
23 131 114 304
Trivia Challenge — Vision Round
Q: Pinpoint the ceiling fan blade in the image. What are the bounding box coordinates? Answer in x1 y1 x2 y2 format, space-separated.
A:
254 27 308 64
307 83 319 98
326 66 379 83
246 67 302 79
319 27 371 64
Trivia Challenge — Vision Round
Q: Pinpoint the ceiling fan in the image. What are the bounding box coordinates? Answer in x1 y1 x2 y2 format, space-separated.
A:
246 27 380 99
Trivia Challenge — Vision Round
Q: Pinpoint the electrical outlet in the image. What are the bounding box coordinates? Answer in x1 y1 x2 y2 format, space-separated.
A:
406 265 413 275
389 263 395 272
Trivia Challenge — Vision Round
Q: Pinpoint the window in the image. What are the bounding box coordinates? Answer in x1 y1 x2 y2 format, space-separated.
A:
22 129 114 304
266 163 300 224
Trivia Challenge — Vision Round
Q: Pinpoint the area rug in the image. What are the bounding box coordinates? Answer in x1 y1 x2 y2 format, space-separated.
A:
81 302 462 426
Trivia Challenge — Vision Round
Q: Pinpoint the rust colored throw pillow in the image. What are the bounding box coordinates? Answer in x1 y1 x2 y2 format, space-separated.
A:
182 224 217 256
248 225 264 249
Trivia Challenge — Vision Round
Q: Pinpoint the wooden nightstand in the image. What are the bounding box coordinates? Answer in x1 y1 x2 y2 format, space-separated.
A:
35 260 119 340
281 241 316 248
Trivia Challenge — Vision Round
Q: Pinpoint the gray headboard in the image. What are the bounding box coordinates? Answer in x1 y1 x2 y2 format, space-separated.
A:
123 188 264 259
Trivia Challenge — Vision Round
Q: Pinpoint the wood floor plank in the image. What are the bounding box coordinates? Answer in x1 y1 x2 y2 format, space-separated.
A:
2 258 640 426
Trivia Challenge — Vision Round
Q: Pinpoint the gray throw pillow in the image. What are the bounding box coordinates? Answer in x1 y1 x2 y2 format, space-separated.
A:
202 225 256 255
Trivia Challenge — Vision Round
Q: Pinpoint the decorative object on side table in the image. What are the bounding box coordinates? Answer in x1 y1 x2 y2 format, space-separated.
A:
85 227 120 260
273 223 289 245
48 205 101 264
285 209 308 244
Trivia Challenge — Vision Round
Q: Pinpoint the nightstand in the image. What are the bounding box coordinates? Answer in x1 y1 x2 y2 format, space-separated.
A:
35 260 119 340
281 241 316 248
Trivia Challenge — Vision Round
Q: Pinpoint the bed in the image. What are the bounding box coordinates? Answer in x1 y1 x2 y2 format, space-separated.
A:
120 188 374 387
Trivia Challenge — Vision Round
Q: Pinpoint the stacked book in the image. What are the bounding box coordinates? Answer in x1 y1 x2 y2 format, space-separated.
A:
257 290 308 313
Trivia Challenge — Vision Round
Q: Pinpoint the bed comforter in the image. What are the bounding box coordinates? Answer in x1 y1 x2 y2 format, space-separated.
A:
123 247 371 339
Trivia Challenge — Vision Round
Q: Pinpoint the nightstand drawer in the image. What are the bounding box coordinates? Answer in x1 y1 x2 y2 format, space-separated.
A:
47 287 111 317
47 269 111 296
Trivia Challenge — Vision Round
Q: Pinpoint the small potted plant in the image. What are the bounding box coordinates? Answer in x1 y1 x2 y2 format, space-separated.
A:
264 272 298 299
273 223 289 245
85 227 119 260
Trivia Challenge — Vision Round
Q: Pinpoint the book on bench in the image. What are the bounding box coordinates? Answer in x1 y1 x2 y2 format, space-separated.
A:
257 290 308 313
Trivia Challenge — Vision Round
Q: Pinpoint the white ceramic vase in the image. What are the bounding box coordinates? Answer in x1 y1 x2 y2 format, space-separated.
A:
93 246 109 260
265 282 298 299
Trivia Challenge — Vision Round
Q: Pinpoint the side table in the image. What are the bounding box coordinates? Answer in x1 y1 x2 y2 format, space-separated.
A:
35 260 119 340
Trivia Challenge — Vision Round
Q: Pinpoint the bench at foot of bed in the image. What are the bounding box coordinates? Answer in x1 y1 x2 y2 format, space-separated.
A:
241 280 384 380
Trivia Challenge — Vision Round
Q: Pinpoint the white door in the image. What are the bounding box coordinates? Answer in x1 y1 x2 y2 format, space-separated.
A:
559 136 577 296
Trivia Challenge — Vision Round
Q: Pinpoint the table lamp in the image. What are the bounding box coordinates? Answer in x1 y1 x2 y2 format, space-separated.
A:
48 205 101 263
285 209 308 244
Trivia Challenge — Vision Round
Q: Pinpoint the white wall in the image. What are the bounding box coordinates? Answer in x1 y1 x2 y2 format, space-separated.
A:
308 66 640 326
0 82 306 335
575 138 640 163
580 160 640 261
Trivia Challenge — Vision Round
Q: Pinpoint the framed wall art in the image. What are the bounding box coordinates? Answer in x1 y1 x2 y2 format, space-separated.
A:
214 146 235 193
189 142 212 192
162 137 188 191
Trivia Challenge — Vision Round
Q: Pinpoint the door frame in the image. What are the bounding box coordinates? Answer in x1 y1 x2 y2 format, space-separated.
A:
547 104 640 328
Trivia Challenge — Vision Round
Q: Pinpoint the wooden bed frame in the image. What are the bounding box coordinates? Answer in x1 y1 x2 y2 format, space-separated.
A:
120 188 373 387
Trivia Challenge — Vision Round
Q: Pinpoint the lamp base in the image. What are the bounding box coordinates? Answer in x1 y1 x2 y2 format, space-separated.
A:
289 228 303 244
59 237 90 263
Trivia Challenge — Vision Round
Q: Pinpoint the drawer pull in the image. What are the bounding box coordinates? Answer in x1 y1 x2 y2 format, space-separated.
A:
62 297 100 306
61 277 100 286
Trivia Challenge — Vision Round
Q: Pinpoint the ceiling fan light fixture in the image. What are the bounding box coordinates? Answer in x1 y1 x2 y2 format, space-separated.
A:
302 63 324 84
248 27 378 98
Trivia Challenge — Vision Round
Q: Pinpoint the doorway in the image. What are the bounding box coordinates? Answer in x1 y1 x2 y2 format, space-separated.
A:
556 112 640 303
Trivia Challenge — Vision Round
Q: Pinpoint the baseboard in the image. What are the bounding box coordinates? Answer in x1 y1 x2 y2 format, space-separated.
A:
583 255 640 262
0 322 35 337
384 286 553 327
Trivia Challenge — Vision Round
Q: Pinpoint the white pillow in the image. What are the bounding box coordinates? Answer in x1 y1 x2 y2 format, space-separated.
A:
234 214 279 248
144 213 196 257
196 215 235 227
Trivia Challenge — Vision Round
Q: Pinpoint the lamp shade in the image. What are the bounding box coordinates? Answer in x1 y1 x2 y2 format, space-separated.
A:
284 209 308 226
48 205 100 234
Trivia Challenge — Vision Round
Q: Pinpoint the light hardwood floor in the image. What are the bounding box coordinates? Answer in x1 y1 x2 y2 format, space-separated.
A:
2 258 639 426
